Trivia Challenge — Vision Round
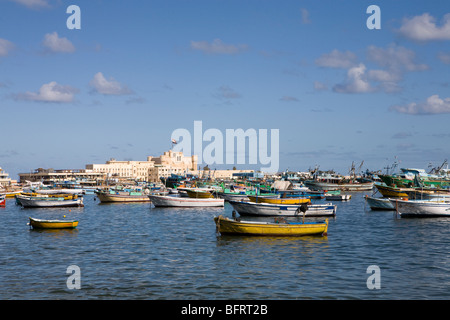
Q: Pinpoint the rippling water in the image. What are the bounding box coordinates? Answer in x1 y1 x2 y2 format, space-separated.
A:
1 193 449 300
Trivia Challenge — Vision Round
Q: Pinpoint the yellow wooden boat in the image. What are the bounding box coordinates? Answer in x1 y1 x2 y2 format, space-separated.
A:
29 217 79 229
4 191 23 198
247 195 310 205
185 188 216 198
22 192 78 200
214 215 328 236
374 184 409 198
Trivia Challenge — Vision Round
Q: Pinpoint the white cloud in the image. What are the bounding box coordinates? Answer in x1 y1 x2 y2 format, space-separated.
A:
398 13 450 41
367 45 428 73
190 39 248 55
316 45 427 94
16 81 78 103
42 32 75 53
366 45 427 93
390 95 450 115
89 72 132 95
315 49 357 68
10 0 50 9
333 64 374 94
0 38 14 57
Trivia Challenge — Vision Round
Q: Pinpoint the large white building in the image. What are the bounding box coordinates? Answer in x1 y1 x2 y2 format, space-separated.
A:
86 150 198 182
18 150 257 185
86 150 256 182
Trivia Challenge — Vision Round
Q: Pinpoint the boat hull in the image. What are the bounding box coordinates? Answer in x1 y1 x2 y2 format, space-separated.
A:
217 193 250 201
325 194 351 201
214 215 328 236
392 199 450 217
247 196 310 205
375 184 410 197
149 195 224 207
365 196 395 210
185 189 216 198
16 196 84 208
96 192 150 203
304 181 373 191
0 195 5 206
229 200 336 217
29 217 78 229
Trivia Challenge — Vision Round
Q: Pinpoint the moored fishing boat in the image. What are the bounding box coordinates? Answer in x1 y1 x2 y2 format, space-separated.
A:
304 162 374 191
374 184 410 198
217 191 250 201
0 194 5 206
325 194 351 201
16 195 84 208
404 188 450 201
28 217 78 229
3 190 23 198
304 178 374 191
149 195 224 207
364 195 395 210
247 195 310 205
228 200 336 217
95 189 150 203
324 190 351 201
184 188 217 199
391 199 450 217
21 192 79 200
214 215 328 236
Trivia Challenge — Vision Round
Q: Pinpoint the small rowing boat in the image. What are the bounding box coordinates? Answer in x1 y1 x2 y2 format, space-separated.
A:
364 195 395 210
214 215 328 236
149 195 224 207
95 189 150 203
247 195 310 205
228 200 336 217
16 195 84 208
28 217 79 229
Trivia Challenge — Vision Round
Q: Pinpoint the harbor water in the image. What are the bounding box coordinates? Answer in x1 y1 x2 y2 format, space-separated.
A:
0 192 449 300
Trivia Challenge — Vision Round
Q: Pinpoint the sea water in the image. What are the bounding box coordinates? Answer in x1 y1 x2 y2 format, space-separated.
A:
0 193 449 300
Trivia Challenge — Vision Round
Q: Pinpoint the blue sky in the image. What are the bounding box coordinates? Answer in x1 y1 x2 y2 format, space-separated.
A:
1 0 450 179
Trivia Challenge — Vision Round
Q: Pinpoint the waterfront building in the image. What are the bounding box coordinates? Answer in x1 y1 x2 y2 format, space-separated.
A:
18 151 259 185
86 150 198 183
18 168 106 185
0 167 16 186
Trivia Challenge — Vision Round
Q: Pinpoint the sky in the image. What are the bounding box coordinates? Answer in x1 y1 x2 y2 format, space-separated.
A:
1 0 450 179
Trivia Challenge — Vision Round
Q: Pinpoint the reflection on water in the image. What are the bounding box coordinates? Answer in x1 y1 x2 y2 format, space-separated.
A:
0 193 449 299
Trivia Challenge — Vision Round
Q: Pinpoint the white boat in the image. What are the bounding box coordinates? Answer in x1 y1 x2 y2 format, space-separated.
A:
16 195 84 208
391 199 450 217
365 195 395 210
95 189 150 203
149 195 224 207
24 188 84 195
228 200 336 217
325 194 351 201
217 192 250 201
